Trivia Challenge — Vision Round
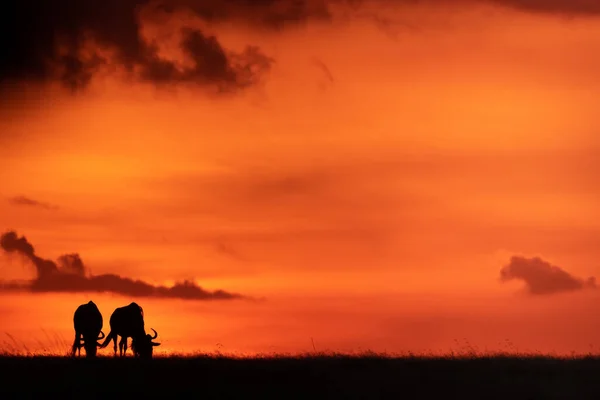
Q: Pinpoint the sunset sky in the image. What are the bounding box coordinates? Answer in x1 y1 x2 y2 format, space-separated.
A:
1 0 600 356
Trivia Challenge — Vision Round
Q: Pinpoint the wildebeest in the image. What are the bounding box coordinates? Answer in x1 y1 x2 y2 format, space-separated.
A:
99 302 161 358
72 300 105 358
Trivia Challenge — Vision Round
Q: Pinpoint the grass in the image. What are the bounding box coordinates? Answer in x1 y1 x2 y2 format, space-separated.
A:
2 351 600 398
2 335 600 398
1 330 72 357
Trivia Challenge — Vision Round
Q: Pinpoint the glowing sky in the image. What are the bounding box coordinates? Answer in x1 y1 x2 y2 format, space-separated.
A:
1 0 600 355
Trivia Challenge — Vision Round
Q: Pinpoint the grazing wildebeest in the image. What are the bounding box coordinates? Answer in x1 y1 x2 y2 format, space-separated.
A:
100 302 161 358
72 300 105 358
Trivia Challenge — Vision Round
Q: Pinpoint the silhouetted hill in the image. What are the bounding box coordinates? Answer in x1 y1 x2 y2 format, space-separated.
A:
1 354 600 399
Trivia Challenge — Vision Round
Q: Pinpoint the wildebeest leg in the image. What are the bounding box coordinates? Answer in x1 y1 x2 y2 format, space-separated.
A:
72 332 81 357
119 337 127 356
112 335 118 356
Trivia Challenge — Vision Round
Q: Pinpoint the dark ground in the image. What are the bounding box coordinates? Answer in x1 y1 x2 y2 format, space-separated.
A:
1 354 600 399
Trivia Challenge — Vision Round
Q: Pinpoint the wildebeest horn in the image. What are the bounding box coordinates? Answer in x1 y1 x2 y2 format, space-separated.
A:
150 328 158 339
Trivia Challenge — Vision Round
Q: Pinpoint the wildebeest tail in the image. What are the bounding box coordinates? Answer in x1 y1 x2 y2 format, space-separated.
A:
99 331 116 348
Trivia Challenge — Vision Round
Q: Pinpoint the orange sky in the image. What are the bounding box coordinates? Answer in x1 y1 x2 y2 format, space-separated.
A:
1 0 600 356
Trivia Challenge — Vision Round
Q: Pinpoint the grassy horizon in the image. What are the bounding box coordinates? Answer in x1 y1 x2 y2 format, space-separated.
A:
3 350 600 360
3 330 600 399
2 351 600 399
3 332 600 360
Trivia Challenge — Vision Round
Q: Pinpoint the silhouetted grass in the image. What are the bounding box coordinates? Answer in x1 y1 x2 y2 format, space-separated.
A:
1 330 71 357
1 352 600 399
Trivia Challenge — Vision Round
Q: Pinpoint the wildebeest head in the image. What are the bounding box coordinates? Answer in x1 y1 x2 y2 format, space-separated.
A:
132 328 161 358
81 330 105 358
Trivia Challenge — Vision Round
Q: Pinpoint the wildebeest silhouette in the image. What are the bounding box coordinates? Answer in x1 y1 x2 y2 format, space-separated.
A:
99 302 161 358
72 300 105 358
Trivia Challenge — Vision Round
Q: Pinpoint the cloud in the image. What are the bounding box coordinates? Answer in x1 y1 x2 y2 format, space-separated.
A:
379 0 600 16
0 0 286 93
7 196 58 210
311 57 335 90
167 0 333 28
499 256 597 295
486 0 600 16
214 241 249 263
2 0 598 94
0 231 245 300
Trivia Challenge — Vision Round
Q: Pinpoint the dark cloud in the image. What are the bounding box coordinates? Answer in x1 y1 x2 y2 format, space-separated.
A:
214 241 249 262
57 254 86 277
2 0 598 93
0 0 286 93
366 0 600 16
311 57 335 91
0 231 245 301
167 0 333 28
156 0 600 22
499 256 597 295
486 0 600 16
7 196 58 210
